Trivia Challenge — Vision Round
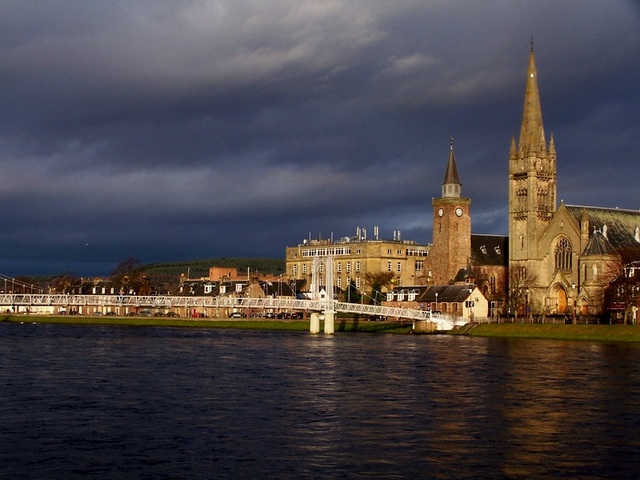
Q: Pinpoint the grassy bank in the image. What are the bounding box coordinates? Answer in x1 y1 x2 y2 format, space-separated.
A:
460 323 640 342
0 315 412 334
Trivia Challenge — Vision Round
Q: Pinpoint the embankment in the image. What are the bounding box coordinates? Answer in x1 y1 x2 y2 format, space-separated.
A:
0 315 412 333
455 323 640 342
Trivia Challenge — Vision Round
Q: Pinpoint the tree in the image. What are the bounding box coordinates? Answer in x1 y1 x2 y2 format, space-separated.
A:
364 271 395 305
507 263 537 321
51 273 79 293
344 280 361 304
604 262 640 324
111 256 151 295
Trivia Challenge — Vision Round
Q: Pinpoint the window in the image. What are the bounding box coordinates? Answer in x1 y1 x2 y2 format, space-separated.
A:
356 262 360 272
397 262 401 272
415 260 424 272
346 262 351 273
387 262 392 272
356 277 361 289
554 237 572 272
490 275 496 294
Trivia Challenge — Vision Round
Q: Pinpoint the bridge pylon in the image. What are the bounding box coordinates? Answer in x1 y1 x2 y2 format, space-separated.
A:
310 255 335 334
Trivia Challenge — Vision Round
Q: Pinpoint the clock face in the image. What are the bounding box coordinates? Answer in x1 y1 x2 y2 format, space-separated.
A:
438 208 444 217
455 207 463 217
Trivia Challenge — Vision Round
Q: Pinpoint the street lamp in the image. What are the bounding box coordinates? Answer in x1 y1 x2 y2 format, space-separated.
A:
435 292 438 313
571 283 576 324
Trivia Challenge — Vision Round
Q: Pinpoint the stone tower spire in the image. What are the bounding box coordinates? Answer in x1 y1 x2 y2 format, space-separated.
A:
430 138 471 284
519 47 546 155
508 45 557 279
442 137 462 198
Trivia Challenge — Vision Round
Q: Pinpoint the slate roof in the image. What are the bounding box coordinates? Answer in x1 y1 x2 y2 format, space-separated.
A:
565 206 640 262
471 234 508 267
582 228 618 256
417 285 476 303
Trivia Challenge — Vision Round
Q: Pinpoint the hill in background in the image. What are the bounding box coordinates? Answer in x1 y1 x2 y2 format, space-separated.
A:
145 257 286 279
20 258 286 293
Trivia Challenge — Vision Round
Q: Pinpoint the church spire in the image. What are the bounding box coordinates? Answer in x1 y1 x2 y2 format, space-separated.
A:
442 137 461 198
519 47 546 154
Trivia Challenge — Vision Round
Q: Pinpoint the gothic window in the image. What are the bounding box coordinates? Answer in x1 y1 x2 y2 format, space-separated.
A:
554 237 572 272
490 275 496 294
537 188 548 211
516 187 527 211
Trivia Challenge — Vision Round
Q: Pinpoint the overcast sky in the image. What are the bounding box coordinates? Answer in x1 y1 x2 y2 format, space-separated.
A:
1 1 639 276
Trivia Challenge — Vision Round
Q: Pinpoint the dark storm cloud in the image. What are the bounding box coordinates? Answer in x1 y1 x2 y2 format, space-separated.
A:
1 0 639 275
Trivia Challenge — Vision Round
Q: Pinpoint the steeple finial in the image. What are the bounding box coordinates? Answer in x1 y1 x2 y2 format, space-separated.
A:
450 136 454 150
530 35 534 52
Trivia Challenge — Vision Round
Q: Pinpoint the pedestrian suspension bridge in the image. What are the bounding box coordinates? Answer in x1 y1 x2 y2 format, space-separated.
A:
0 257 465 332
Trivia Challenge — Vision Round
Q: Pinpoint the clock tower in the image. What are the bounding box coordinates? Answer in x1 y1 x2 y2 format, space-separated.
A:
429 139 472 284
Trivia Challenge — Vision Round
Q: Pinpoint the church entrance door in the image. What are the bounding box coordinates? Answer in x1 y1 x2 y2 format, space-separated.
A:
557 289 568 314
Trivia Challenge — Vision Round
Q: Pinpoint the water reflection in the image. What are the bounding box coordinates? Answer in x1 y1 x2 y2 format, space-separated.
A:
1 323 639 479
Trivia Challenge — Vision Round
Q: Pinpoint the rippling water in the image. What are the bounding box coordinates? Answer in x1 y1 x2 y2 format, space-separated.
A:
1 322 639 479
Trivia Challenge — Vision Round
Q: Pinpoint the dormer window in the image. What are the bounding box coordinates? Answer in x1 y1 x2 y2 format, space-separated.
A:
480 245 487 254
494 246 501 255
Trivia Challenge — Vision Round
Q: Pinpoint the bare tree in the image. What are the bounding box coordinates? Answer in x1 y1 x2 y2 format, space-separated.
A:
507 262 538 321
604 262 640 324
51 273 78 293
111 256 151 295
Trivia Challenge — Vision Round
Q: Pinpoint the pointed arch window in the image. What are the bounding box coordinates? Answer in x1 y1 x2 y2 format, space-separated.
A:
554 237 572 272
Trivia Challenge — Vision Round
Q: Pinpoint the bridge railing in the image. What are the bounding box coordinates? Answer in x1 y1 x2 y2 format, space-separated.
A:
0 294 463 324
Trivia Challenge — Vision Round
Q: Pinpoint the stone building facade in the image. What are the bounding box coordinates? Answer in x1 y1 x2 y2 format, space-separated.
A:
285 233 431 296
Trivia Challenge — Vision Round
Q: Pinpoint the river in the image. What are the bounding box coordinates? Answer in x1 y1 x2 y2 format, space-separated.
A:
1 322 639 479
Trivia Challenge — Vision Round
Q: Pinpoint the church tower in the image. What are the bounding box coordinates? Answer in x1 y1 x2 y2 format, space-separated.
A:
430 138 471 284
508 46 557 274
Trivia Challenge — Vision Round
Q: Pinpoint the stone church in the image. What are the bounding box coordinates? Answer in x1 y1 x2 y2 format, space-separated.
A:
507 47 640 319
